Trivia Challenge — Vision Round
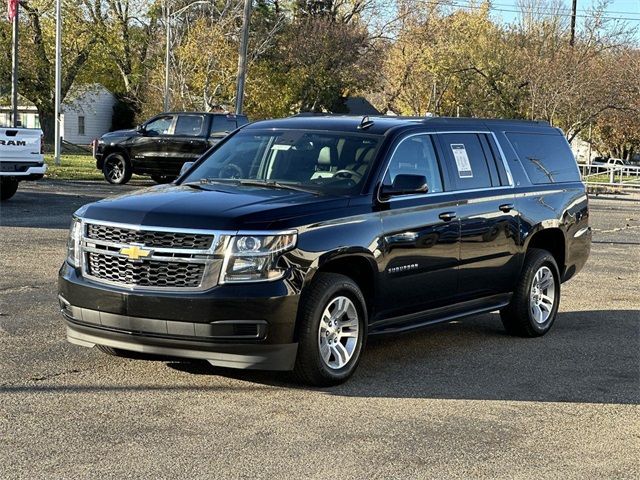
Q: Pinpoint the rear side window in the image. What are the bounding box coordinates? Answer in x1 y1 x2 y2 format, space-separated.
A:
438 133 496 190
210 116 238 136
174 115 204 136
506 132 580 184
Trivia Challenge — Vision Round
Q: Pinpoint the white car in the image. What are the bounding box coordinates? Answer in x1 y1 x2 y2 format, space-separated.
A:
0 127 47 201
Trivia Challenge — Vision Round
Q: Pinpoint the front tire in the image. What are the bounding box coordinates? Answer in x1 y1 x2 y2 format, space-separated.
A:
0 178 19 201
293 273 367 387
102 153 132 185
500 248 561 337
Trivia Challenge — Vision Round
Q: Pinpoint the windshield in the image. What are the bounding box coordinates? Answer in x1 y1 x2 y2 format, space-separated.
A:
181 129 382 195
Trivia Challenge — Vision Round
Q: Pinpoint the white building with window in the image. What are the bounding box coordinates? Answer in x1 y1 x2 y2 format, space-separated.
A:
0 84 117 145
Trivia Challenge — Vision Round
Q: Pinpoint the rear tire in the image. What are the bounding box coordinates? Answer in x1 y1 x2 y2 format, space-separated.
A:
0 178 19 201
500 248 561 337
150 174 177 184
293 273 367 387
102 153 132 185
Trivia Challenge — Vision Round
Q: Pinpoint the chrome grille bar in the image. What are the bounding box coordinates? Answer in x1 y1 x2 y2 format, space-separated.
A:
80 220 228 292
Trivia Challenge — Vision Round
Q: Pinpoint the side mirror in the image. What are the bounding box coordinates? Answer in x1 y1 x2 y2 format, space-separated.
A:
136 124 146 134
380 174 429 198
180 161 194 176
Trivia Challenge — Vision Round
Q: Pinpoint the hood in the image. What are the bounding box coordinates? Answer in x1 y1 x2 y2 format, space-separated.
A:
100 129 137 140
79 183 352 231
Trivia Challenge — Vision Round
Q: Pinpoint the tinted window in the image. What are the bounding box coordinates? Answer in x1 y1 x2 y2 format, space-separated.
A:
174 115 204 136
506 132 580 184
439 133 494 190
210 116 238 135
183 129 382 195
384 135 443 193
145 116 173 135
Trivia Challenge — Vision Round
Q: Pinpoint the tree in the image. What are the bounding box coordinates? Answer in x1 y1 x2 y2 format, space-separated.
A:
0 0 98 143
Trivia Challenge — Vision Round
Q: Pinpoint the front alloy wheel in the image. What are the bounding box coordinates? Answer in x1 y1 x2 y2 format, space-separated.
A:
294 273 367 386
318 296 360 370
103 153 132 185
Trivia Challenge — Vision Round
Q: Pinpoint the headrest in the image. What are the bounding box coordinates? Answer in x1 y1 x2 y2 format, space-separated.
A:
318 146 333 165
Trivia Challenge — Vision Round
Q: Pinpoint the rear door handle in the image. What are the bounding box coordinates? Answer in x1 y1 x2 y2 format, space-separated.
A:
439 211 457 221
499 203 514 213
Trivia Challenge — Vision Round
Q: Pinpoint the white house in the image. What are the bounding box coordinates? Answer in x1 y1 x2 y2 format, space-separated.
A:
569 136 600 165
0 84 117 145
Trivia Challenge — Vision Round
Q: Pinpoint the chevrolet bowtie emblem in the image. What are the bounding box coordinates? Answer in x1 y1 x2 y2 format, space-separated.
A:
120 245 151 260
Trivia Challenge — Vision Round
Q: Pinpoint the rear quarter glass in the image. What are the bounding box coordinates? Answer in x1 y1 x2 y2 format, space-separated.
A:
505 132 580 184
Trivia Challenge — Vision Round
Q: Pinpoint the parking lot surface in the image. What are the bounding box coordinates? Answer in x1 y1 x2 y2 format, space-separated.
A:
1 181 638 479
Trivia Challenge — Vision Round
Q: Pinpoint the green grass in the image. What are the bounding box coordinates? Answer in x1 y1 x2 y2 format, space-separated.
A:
44 154 103 181
584 173 640 184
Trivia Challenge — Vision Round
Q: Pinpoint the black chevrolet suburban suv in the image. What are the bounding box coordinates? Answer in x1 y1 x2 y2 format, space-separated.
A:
94 112 248 185
59 115 591 386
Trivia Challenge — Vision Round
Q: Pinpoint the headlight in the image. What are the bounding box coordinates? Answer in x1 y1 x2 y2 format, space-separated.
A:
220 232 297 283
67 217 83 267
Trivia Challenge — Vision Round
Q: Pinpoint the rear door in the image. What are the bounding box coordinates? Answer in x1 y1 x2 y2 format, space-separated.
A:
436 132 520 300
377 133 460 321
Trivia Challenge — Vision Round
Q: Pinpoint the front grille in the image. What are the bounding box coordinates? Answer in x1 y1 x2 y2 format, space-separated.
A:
81 221 221 291
86 223 214 249
87 252 205 288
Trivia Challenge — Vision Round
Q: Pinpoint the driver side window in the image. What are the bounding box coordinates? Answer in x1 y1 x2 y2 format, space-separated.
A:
385 135 443 193
145 116 174 136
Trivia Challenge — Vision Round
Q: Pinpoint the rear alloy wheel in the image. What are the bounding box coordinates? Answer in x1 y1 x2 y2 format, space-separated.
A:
150 174 177 184
102 153 132 185
294 273 367 387
0 178 19 201
501 248 560 337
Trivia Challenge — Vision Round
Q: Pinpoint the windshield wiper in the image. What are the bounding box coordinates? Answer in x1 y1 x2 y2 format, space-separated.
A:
190 178 319 194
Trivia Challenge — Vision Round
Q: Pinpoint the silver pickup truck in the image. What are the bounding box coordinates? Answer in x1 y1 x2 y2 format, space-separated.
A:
0 127 47 201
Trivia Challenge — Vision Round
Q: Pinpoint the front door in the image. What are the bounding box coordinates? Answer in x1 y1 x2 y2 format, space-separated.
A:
378 133 460 321
130 114 175 173
162 114 210 176
436 132 520 299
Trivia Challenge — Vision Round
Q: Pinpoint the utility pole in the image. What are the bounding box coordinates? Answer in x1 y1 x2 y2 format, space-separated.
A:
570 0 577 46
54 0 62 165
235 0 252 115
164 3 171 112
10 3 19 127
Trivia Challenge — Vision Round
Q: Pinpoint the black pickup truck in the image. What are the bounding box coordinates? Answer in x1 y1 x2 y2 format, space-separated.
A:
60 115 591 386
94 112 248 184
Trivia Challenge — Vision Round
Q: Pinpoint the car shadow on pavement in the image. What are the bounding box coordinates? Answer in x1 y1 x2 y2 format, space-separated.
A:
168 309 640 405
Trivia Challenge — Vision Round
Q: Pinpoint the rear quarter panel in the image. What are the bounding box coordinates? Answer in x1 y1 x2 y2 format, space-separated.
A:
493 128 590 281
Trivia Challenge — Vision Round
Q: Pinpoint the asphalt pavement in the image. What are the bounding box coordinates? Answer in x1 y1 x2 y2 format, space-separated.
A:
0 180 638 479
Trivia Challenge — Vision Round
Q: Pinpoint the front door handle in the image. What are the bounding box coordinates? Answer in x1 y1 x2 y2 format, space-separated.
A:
439 211 457 222
499 203 514 213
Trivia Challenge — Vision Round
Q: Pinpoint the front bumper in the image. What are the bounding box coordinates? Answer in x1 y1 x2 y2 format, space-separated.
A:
58 262 301 370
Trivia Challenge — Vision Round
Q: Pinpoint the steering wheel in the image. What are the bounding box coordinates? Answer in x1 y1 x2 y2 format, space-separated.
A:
219 163 243 179
333 169 362 182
